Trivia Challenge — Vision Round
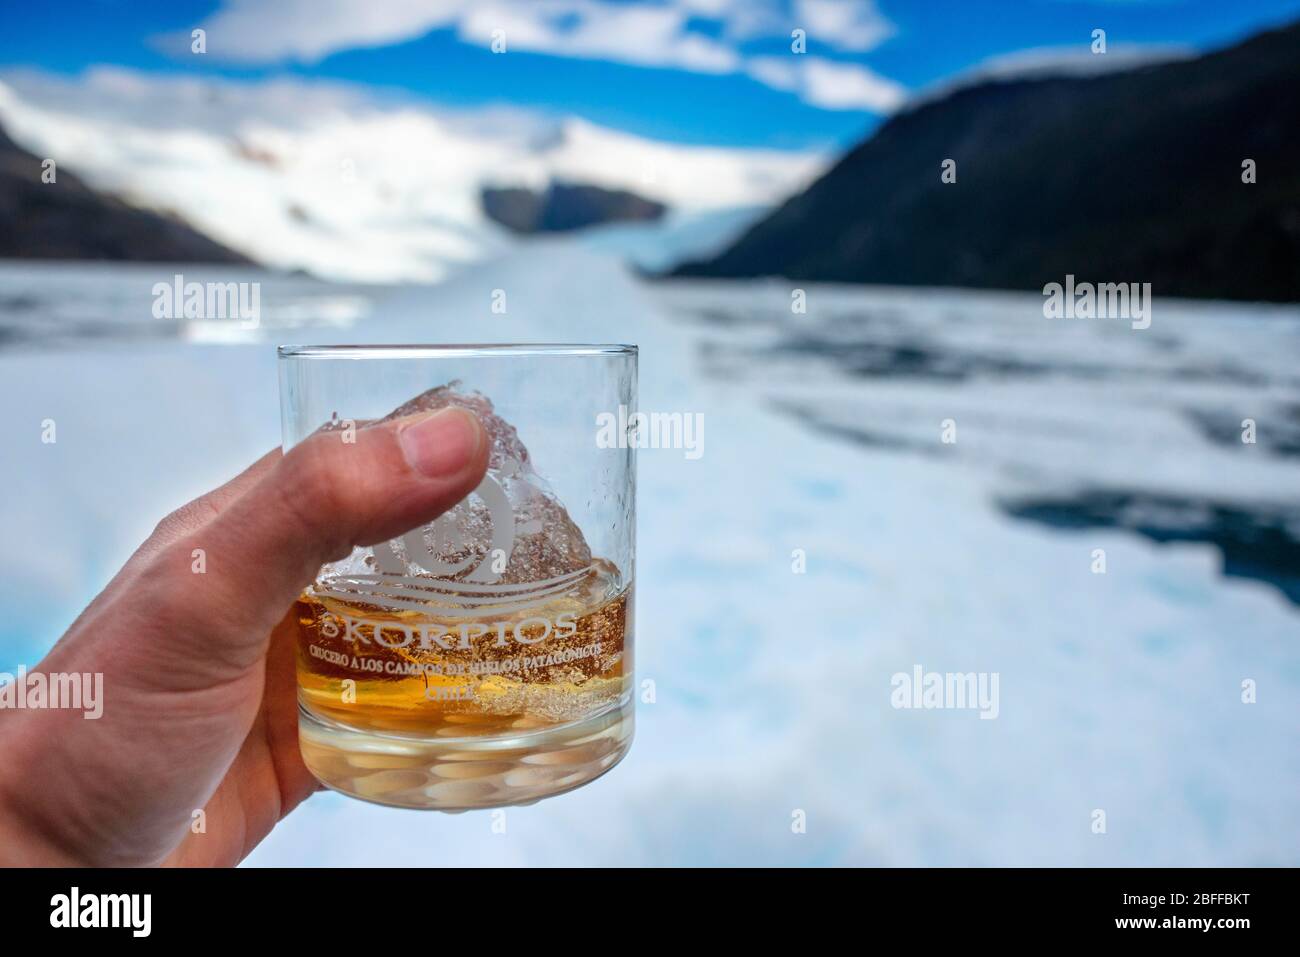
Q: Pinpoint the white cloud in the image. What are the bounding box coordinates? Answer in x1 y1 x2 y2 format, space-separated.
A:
746 55 906 112
150 0 463 63
794 0 895 52
906 42 1195 108
967 43 1195 80
154 0 903 113
456 2 741 73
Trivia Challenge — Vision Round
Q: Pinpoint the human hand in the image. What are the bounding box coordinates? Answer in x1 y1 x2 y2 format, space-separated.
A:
0 407 488 866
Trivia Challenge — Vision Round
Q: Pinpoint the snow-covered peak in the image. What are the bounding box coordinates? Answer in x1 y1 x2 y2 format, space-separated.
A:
0 69 824 283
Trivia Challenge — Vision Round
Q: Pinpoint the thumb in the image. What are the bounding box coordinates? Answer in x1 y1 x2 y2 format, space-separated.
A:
140 406 489 679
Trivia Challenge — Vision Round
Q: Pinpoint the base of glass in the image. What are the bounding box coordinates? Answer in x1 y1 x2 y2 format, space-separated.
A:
298 698 634 811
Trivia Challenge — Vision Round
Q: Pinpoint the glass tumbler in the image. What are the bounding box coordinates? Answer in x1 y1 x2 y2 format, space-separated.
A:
277 344 636 810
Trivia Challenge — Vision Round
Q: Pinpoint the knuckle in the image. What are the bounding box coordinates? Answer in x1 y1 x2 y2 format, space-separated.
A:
149 500 211 543
136 539 205 616
280 439 354 555
290 440 348 515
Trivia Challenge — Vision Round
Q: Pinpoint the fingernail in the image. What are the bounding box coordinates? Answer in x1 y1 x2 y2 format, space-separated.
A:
397 408 483 478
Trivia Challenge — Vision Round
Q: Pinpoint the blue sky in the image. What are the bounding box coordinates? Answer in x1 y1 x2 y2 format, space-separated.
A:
2 0 1299 149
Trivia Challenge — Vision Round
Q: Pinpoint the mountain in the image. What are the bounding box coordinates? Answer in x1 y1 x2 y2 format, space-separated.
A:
482 181 666 234
0 70 822 282
674 21 1300 302
0 121 252 264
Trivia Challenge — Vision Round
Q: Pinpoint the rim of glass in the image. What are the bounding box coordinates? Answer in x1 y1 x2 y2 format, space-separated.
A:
278 343 636 359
